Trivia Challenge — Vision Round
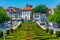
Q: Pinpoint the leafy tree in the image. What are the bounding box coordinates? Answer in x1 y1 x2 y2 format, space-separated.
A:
32 5 48 13
0 7 10 24
48 4 60 27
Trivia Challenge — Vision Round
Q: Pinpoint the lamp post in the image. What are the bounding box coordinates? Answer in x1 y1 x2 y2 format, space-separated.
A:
45 17 48 28
2 28 6 40
10 17 12 33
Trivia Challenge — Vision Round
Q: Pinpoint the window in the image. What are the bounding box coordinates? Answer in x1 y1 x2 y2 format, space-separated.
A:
35 15 39 18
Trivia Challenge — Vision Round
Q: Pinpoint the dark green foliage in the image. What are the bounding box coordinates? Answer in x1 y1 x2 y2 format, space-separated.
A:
56 31 60 37
45 29 49 33
48 4 60 24
0 30 3 37
39 38 46 40
10 29 14 33
0 7 10 24
49 30 53 35
6 30 10 35
32 5 48 13
18 23 22 28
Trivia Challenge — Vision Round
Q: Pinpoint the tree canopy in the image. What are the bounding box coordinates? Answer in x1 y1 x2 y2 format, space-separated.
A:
48 4 60 24
0 7 10 24
32 5 48 13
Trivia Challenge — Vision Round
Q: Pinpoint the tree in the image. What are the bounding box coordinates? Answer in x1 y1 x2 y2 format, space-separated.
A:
48 4 60 27
32 5 48 14
0 7 10 24
48 14 54 22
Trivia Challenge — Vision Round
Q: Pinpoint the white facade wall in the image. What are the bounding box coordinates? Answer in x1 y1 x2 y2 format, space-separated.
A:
22 11 32 20
49 8 54 14
7 10 32 20
7 12 22 20
33 13 41 21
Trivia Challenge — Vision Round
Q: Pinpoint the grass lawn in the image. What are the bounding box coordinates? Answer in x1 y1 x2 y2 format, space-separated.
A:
0 22 59 40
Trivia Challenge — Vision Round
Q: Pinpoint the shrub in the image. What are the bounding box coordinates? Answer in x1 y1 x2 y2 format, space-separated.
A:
0 30 3 37
18 23 22 28
11 29 14 33
45 29 49 33
6 30 10 35
49 30 53 35
56 31 60 37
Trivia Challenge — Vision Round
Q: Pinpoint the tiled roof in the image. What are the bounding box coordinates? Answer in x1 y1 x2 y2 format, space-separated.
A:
22 7 32 10
48 8 52 11
6 9 17 12
12 9 17 12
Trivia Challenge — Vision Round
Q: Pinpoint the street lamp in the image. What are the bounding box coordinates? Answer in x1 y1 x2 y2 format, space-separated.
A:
10 17 12 33
2 28 6 40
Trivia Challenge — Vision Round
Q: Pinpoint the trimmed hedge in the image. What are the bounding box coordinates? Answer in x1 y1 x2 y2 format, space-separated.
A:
6 30 10 35
56 31 60 37
49 30 53 35
45 29 49 33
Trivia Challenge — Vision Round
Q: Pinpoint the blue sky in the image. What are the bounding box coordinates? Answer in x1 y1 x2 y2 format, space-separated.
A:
0 0 60 8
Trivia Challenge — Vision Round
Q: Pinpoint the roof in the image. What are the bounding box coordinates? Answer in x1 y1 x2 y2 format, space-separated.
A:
12 9 17 12
48 8 52 11
6 9 17 12
6 8 21 12
22 7 32 11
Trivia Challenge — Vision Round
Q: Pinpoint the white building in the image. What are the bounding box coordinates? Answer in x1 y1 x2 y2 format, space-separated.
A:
6 4 32 20
48 8 54 14
33 12 41 21
6 7 22 20
6 4 49 21
21 5 32 20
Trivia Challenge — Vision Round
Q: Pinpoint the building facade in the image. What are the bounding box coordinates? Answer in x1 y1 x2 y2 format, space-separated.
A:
6 4 51 21
21 4 32 20
6 7 22 20
6 4 32 20
33 13 41 21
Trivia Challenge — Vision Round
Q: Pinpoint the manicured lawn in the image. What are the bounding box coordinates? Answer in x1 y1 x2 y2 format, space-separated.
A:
0 22 59 40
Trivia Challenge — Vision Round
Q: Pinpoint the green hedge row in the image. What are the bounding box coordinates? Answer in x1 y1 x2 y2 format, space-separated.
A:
45 29 60 37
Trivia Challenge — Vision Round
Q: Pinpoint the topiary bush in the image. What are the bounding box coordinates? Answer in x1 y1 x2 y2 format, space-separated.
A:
56 31 60 37
11 29 14 33
49 29 53 35
45 29 49 33
6 30 10 35
0 30 3 37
